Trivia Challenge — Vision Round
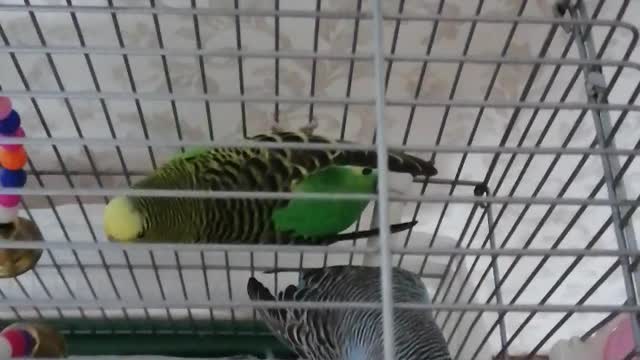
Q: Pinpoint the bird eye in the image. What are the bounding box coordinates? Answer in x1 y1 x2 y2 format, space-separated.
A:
362 168 373 175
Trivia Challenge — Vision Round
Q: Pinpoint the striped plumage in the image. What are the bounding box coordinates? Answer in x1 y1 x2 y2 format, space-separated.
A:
247 265 452 360
104 130 436 244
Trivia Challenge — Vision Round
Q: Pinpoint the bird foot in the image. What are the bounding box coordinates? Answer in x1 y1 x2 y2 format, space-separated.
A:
270 121 285 134
270 113 286 133
300 116 319 136
270 115 319 136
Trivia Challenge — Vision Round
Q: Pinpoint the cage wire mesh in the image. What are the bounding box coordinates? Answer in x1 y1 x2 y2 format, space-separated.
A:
0 0 639 359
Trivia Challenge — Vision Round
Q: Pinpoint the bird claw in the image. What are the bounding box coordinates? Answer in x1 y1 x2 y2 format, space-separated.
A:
270 116 286 134
299 116 319 136
270 115 319 136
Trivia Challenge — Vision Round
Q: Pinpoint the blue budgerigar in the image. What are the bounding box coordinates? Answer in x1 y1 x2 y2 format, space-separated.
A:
247 265 452 360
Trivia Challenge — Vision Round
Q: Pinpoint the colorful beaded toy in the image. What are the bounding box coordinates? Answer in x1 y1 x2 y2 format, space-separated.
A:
0 97 27 224
0 322 66 358
0 327 35 358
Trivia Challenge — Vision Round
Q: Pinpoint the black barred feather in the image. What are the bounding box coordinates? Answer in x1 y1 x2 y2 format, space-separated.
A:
247 266 452 360
129 130 436 244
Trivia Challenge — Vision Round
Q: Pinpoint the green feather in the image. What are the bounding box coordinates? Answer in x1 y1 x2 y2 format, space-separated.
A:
169 146 211 162
271 166 377 238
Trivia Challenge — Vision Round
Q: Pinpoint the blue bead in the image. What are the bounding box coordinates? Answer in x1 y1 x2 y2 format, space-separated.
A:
0 110 20 135
19 329 35 355
0 168 27 188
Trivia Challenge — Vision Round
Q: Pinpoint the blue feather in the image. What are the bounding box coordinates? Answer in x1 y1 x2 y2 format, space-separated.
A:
345 343 368 360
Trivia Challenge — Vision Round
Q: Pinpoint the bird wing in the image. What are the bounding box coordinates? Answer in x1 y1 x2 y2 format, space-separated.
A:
254 130 438 178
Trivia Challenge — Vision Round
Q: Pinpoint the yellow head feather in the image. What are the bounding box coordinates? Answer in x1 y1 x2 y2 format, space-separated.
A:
103 196 143 243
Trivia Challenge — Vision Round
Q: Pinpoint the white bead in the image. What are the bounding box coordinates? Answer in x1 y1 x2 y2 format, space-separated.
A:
0 206 18 224
0 336 13 359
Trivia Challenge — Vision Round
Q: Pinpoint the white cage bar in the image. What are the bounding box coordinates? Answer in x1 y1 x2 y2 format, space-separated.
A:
0 0 639 359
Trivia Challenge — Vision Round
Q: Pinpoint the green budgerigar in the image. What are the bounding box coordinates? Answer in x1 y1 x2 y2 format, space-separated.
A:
103 128 437 245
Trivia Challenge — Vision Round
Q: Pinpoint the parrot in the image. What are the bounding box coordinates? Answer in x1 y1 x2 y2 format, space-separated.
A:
0 216 45 279
247 265 452 360
103 122 437 245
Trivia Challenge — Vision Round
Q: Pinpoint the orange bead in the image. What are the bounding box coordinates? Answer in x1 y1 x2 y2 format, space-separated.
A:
0 147 27 170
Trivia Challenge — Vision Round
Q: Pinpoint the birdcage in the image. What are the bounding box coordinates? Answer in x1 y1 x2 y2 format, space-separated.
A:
0 0 638 359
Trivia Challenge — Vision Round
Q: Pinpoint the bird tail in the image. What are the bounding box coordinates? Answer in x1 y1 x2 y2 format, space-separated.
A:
314 220 417 245
247 277 284 321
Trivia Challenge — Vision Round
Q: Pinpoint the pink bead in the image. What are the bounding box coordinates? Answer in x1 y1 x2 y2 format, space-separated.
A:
0 127 25 152
604 316 638 360
0 97 11 120
1 329 27 357
0 195 21 208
